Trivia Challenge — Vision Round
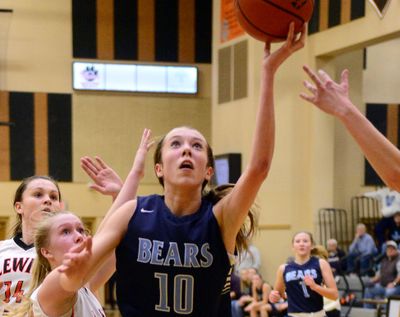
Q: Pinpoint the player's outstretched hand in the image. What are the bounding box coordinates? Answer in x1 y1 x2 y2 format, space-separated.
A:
57 236 93 292
131 128 154 178
300 65 352 118
80 156 123 199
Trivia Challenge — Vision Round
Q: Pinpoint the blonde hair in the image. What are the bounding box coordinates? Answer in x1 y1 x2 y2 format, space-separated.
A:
10 211 80 317
311 244 329 260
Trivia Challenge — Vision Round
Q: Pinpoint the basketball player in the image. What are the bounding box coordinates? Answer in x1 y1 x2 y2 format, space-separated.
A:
0 176 63 314
269 232 338 317
58 23 307 317
10 212 105 317
301 65 400 192
7 128 153 316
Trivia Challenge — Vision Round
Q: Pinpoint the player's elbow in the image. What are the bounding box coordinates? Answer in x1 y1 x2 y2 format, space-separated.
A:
327 289 339 301
249 159 271 181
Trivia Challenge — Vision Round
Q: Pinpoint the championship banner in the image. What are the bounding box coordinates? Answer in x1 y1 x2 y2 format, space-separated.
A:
220 0 245 43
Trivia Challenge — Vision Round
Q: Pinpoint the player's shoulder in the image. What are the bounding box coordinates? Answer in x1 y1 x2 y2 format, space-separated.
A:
278 263 287 272
0 237 14 250
0 236 35 255
317 257 329 267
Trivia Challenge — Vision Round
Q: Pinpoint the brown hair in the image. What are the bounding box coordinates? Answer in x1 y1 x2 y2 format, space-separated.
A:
153 127 215 190
292 231 315 245
204 184 258 253
12 176 62 237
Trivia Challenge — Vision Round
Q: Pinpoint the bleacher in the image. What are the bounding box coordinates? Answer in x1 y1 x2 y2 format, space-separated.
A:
318 196 398 317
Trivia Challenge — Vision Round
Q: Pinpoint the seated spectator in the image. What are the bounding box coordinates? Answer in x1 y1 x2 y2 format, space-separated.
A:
236 243 262 273
363 240 400 309
327 238 347 274
244 273 271 317
231 269 243 301
375 211 400 252
347 223 378 275
231 268 255 317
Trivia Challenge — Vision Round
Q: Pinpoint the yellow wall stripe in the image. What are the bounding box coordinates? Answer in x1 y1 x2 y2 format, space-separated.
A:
34 93 49 176
138 0 155 61
178 0 195 63
319 0 329 31
97 0 115 60
0 91 10 181
340 0 351 24
387 104 399 146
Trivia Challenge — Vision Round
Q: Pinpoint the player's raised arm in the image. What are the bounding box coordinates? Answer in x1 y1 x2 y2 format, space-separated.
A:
301 65 400 191
83 129 153 291
215 23 307 252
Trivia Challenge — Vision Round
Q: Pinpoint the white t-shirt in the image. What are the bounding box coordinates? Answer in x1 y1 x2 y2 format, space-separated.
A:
235 244 261 272
364 188 400 217
0 235 35 312
31 286 105 317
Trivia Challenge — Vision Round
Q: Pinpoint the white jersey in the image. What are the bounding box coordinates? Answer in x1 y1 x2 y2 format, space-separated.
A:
0 235 35 313
31 286 105 317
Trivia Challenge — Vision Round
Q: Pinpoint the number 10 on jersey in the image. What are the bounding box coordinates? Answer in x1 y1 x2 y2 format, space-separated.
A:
155 273 194 314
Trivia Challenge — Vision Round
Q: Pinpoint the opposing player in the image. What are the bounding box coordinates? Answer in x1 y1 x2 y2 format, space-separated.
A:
301 65 400 191
8 128 153 316
0 176 62 313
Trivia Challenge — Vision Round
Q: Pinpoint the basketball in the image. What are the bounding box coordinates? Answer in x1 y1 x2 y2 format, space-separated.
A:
234 0 314 42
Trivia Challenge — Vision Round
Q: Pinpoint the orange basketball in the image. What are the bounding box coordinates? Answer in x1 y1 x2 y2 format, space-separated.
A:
235 0 314 42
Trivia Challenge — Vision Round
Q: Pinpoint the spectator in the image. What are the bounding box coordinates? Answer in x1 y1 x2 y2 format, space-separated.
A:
244 273 271 317
327 239 346 274
231 269 243 301
236 243 262 273
363 240 400 308
231 268 254 317
375 211 400 252
347 223 377 275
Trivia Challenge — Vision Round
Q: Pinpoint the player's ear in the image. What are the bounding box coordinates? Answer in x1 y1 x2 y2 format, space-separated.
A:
14 202 23 215
40 247 54 261
205 166 214 182
155 163 163 178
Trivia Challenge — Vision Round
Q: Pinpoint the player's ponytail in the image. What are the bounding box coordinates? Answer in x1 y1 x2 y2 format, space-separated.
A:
311 244 329 260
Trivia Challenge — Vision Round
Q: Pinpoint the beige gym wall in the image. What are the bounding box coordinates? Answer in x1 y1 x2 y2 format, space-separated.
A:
212 0 400 281
0 0 211 235
1 0 400 286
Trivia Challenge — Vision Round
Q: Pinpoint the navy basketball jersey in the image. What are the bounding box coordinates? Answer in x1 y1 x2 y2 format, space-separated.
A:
217 262 235 317
283 256 323 313
116 194 231 316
